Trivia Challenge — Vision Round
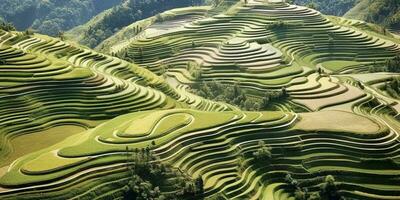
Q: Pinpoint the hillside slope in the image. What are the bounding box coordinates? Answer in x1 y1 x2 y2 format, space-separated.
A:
66 0 206 48
0 0 122 35
344 0 400 32
293 0 356 16
0 29 231 177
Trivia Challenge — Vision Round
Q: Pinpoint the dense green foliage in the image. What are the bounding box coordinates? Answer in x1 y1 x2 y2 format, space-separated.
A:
191 80 287 111
0 21 16 31
74 0 205 48
252 141 272 162
123 147 204 200
290 0 356 16
0 0 121 35
284 174 343 200
345 0 400 30
369 55 400 73
385 78 400 99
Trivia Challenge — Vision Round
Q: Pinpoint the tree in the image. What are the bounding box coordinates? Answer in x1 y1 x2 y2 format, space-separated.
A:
285 174 299 189
187 61 202 80
253 141 272 162
24 28 35 36
0 22 16 31
0 59 7 65
306 2 317 10
282 87 288 97
320 175 342 200
195 176 204 198
237 153 246 173
57 31 66 41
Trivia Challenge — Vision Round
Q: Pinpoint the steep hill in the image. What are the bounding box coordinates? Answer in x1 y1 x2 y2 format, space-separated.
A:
0 0 122 35
66 0 206 48
344 0 400 32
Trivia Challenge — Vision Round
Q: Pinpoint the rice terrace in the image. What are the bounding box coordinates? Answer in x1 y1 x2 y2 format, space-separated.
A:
0 0 399 199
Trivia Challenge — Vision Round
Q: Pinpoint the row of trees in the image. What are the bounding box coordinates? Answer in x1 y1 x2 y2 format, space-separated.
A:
266 20 289 30
191 80 288 111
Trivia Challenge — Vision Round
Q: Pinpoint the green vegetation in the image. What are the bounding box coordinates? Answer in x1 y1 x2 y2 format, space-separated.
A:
252 141 272 162
0 0 122 35
369 55 400 73
291 0 357 16
191 80 287 111
345 0 400 31
68 0 206 48
122 147 204 200
0 21 16 31
0 0 399 200
384 77 400 99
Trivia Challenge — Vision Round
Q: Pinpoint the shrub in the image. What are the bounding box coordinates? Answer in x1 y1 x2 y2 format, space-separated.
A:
266 20 288 29
252 141 272 162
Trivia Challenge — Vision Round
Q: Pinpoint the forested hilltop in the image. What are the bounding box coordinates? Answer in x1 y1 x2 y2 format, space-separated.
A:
0 0 122 35
345 0 400 31
67 0 206 48
291 0 356 16
290 0 400 32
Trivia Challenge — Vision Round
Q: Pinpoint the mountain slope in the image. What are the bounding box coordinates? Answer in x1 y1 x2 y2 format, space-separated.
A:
0 0 122 35
292 0 356 16
66 0 206 48
344 0 400 31
0 29 232 174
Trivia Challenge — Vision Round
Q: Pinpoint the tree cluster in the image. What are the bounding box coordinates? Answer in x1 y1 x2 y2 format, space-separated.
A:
289 0 356 16
187 61 203 80
266 20 288 30
123 146 204 200
192 80 288 111
369 56 400 73
385 77 400 99
0 21 16 31
284 174 344 200
0 0 122 35
252 141 272 162
364 0 400 29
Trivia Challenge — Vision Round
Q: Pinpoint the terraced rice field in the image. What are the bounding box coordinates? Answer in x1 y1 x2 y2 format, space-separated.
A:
0 0 399 199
